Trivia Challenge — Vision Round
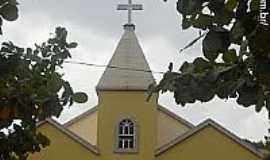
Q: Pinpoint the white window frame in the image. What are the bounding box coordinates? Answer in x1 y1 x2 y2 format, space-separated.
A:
115 118 138 153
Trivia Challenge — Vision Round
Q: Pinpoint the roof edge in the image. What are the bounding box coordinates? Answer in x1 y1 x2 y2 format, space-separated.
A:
157 105 194 128
155 119 266 158
38 118 100 155
63 106 98 127
96 87 150 92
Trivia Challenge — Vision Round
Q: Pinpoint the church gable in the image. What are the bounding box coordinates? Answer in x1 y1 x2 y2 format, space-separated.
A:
156 119 265 160
30 119 98 160
65 107 98 145
62 103 196 154
157 105 193 147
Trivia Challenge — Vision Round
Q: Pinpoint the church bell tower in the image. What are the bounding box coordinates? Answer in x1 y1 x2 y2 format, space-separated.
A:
96 1 158 159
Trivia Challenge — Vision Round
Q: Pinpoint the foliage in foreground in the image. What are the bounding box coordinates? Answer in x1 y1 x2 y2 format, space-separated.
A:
0 27 88 159
0 0 19 34
150 0 270 117
0 1 88 159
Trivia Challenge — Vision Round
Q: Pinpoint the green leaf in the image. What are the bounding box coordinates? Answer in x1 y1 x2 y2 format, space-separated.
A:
63 49 71 58
237 84 258 107
174 74 197 105
256 87 265 112
72 92 88 103
47 73 63 93
182 16 192 30
0 0 7 5
250 0 260 11
193 57 211 72
222 49 237 64
192 14 213 30
213 10 232 26
146 83 158 102
67 42 78 49
202 27 230 61
266 94 270 112
0 4 18 21
47 38 57 44
217 78 244 99
180 62 194 73
197 87 216 102
176 0 203 15
157 71 179 93
55 27 68 41
62 81 74 105
8 0 19 5
230 21 245 44
225 0 238 12
208 0 225 14
0 18 2 35
239 39 248 56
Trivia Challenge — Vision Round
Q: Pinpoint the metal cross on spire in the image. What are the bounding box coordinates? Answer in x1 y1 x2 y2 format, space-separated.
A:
117 0 143 25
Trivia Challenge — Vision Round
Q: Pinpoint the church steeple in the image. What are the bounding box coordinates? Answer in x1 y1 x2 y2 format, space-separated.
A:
96 24 155 91
96 0 154 91
96 3 157 159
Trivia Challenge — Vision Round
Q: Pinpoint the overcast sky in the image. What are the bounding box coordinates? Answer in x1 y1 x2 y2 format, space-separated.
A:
1 0 269 141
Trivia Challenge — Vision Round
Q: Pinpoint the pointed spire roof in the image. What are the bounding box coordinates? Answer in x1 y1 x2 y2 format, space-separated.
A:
96 24 155 91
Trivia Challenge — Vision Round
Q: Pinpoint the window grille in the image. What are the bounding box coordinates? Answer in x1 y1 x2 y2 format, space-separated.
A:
117 119 136 150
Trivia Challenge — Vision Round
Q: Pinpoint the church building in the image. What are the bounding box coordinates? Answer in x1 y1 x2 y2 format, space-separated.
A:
30 1 268 160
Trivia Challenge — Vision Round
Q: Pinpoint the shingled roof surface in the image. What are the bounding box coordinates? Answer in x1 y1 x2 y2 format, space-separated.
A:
96 25 155 91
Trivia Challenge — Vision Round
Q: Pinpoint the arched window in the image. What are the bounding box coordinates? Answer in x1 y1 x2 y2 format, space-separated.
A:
117 119 136 150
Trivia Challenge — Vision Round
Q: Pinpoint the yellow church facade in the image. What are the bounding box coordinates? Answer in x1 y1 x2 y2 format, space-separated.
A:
30 23 267 160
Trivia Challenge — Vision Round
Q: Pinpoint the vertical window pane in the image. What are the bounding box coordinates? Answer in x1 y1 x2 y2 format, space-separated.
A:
129 140 134 148
130 126 134 134
124 126 129 134
119 126 123 134
124 139 129 148
122 139 125 148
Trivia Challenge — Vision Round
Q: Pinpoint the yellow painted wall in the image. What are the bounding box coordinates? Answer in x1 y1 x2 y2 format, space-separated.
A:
28 92 263 160
67 111 98 145
97 91 157 160
157 110 190 147
157 126 262 160
29 123 98 160
65 107 191 149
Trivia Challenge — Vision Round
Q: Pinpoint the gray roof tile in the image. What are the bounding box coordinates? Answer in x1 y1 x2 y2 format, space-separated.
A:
96 26 155 91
